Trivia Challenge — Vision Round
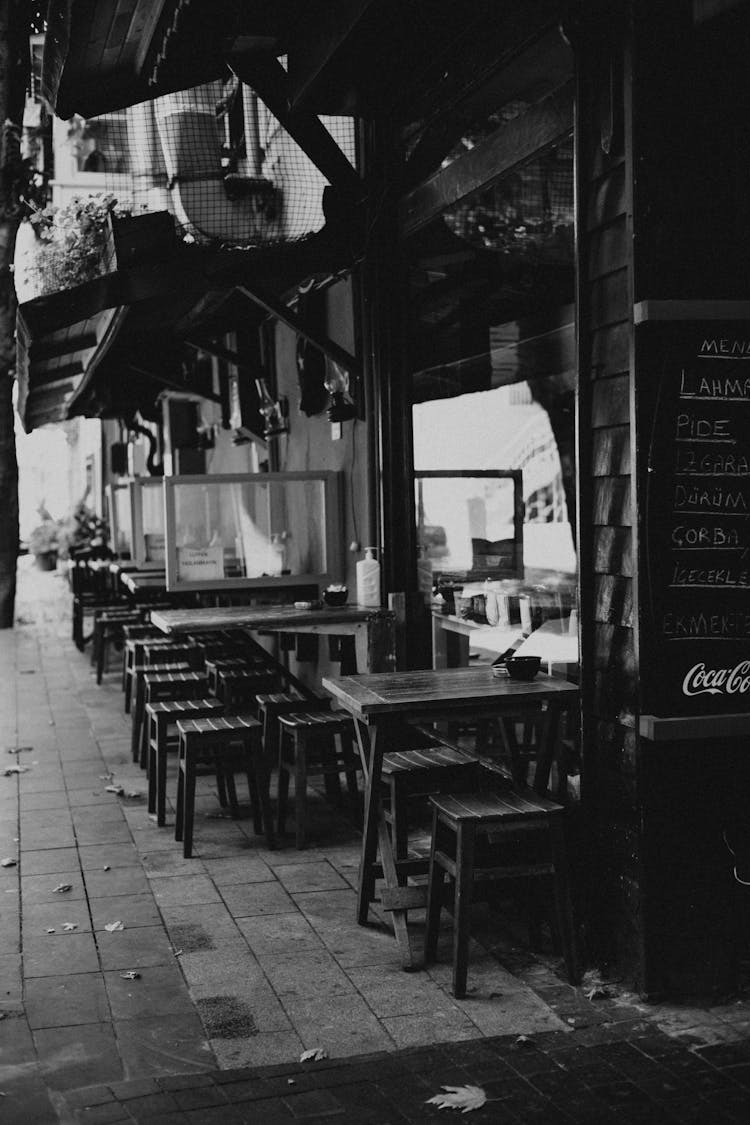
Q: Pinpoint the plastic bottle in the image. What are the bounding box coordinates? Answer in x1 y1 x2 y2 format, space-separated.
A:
356 547 381 607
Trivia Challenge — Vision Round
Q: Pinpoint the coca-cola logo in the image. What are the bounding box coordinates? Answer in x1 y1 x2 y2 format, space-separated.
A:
682 661 750 696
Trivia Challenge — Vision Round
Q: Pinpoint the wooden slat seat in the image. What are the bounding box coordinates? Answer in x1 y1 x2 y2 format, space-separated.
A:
123 636 180 712
175 714 273 857
380 745 480 864
425 782 579 998
129 664 194 760
276 711 360 849
145 696 225 825
255 690 330 765
213 668 282 712
137 670 211 768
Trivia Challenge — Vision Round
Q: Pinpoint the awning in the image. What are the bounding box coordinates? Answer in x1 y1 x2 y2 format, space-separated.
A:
16 211 356 432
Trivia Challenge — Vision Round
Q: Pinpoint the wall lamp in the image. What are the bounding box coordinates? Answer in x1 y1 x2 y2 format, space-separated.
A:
255 377 289 439
324 361 356 423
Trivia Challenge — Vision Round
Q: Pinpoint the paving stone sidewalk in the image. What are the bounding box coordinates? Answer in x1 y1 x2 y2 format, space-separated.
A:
2 560 750 1123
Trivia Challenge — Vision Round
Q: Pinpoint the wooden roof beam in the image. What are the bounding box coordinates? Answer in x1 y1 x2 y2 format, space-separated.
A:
235 284 360 376
226 51 363 202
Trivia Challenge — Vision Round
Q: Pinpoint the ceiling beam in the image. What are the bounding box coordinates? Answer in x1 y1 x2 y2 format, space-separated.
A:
400 80 574 236
235 284 360 375
184 338 250 370
127 363 222 404
31 361 84 387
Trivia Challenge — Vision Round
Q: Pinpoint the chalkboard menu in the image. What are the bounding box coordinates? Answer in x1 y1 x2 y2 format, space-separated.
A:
638 317 750 716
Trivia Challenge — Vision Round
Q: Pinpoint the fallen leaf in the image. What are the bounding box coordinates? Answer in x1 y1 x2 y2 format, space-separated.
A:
125 791 142 800
585 986 610 1001
514 1035 533 1048
52 883 72 894
173 948 183 957
104 920 124 932
46 928 55 934
99 774 114 781
1 859 17 868
300 1047 328 1062
105 785 124 796
103 865 111 872
7 747 32 755
425 1085 487 1113
62 923 77 932
120 971 140 981
4 766 28 776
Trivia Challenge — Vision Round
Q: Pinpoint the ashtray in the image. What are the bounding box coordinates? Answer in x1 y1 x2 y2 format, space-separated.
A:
505 655 541 681
323 586 348 607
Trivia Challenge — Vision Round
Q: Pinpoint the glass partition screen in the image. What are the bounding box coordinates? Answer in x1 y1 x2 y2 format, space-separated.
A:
130 478 166 569
163 472 341 592
106 484 133 558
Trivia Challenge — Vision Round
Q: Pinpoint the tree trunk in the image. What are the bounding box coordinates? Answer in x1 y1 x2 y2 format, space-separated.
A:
0 0 30 627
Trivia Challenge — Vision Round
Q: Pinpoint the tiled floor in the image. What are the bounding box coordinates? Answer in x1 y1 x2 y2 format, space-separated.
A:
2 559 750 1123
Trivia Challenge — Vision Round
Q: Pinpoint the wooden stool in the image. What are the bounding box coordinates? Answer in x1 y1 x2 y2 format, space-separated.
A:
123 636 179 712
121 625 162 692
425 785 579 998
255 691 330 765
214 669 281 712
93 610 143 684
129 663 193 760
175 715 274 857
146 696 224 825
205 656 267 696
277 711 360 849
138 670 211 768
381 745 481 865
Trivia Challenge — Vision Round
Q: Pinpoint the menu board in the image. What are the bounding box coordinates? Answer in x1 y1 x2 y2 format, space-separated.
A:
638 318 750 716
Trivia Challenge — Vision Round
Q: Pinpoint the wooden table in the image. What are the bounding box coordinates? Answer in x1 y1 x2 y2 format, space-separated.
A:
150 604 396 675
321 665 579 969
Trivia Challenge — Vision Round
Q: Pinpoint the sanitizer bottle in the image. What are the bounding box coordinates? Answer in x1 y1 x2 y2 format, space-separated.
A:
356 547 381 607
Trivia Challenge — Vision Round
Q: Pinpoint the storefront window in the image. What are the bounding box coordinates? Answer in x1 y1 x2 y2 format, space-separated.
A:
408 134 577 668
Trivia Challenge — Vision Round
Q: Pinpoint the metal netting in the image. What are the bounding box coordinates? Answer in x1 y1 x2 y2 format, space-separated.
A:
62 78 356 248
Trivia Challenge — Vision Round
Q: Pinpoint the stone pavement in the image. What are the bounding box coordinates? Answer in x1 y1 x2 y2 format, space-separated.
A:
1 558 750 1123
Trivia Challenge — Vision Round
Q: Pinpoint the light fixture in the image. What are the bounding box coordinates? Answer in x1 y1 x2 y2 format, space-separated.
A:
255 377 289 439
324 360 356 423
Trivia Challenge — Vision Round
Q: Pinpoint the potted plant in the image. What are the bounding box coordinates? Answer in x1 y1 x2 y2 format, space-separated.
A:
57 501 111 562
28 520 59 570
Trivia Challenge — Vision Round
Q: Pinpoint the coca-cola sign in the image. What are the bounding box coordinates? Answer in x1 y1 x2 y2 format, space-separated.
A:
682 661 750 697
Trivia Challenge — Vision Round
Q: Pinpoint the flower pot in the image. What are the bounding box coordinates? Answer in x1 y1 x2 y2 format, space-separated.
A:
34 551 58 572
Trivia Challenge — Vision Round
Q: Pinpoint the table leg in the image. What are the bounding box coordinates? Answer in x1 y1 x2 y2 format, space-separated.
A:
356 721 381 925
355 719 421 970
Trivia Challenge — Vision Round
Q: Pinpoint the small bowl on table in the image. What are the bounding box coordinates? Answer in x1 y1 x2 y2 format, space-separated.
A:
323 586 348 607
505 655 542 681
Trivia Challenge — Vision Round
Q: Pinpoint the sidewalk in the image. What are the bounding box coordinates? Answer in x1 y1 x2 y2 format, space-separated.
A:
1 558 750 1123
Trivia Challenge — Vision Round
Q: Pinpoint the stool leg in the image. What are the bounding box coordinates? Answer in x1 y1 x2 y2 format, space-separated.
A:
175 744 186 842
131 678 144 762
225 764 240 817
391 776 409 866
277 729 290 837
96 627 107 684
425 807 445 964
549 814 580 984
294 730 308 849
156 719 169 827
341 729 361 827
452 821 476 1000
322 735 342 803
139 698 150 769
182 752 197 858
124 665 133 714
252 734 275 849
147 713 157 813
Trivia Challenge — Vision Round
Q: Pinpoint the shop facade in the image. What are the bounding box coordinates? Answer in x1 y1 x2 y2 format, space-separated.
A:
19 0 750 999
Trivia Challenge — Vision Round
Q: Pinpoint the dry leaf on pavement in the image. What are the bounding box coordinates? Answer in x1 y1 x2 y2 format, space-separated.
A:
52 883 72 894
104 920 124 932
425 1085 488 1113
300 1047 328 1062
